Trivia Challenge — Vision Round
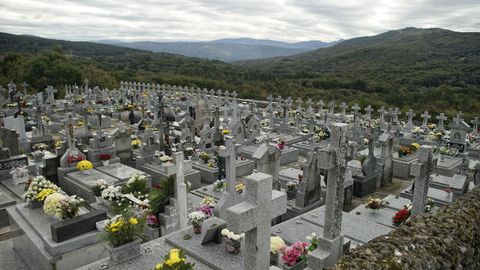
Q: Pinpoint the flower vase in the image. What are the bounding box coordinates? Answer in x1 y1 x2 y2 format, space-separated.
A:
102 160 110 167
27 200 43 209
286 189 297 200
95 196 103 205
193 224 203 234
109 238 142 264
283 260 305 270
224 237 241 254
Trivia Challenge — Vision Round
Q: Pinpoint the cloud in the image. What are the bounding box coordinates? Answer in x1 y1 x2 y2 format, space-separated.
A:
0 0 478 42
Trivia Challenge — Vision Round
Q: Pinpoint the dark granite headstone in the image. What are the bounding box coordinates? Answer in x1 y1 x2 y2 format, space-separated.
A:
50 210 107 242
0 155 28 171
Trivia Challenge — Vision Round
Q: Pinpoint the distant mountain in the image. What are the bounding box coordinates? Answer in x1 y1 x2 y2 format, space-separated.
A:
98 38 340 62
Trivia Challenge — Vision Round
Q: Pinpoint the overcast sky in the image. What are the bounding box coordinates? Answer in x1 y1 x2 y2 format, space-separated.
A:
1 0 479 42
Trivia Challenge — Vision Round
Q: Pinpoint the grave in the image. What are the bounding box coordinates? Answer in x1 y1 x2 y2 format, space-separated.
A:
192 157 254 184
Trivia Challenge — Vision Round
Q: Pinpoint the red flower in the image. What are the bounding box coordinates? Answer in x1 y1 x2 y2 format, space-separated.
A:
99 153 112 161
67 155 84 164
392 207 410 226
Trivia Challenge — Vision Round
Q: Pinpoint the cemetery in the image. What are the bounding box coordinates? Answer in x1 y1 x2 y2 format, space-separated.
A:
0 80 478 270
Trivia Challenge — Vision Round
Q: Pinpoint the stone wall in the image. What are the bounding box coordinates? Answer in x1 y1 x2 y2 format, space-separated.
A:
335 186 480 270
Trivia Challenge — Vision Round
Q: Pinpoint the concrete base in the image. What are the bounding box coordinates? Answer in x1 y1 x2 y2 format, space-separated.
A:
307 236 344 270
353 175 377 197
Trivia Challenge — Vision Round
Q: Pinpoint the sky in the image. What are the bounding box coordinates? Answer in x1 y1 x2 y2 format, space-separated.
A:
1 0 479 42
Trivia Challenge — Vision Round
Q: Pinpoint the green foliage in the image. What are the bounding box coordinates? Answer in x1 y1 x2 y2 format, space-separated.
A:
148 177 174 216
0 28 479 119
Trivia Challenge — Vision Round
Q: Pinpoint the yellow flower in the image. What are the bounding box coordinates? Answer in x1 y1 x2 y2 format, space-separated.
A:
129 218 138 225
76 160 93 171
35 188 58 201
222 129 230 135
155 263 163 270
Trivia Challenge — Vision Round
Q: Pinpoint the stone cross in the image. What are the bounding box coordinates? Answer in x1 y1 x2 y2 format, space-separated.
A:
470 117 479 134
453 112 464 125
215 139 239 219
306 98 314 115
174 152 188 229
364 105 374 121
275 96 283 111
34 95 46 136
21 82 28 96
84 78 89 91
295 97 303 112
378 106 386 125
339 102 348 116
266 94 274 111
284 97 293 124
45 85 57 104
351 103 361 122
309 123 350 269
317 100 325 112
7 81 16 102
328 101 335 114
387 108 394 124
63 113 77 149
94 105 103 135
411 145 436 216
227 172 287 270
420 111 431 129
406 109 416 130
393 108 401 124
436 113 448 131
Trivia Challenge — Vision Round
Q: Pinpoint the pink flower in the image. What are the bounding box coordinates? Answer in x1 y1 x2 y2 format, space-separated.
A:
195 205 213 218
281 241 309 266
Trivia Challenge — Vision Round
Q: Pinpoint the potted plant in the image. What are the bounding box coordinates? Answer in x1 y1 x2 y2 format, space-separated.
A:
212 179 225 192
102 211 145 264
152 248 194 270
76 160 94 175
99 153 112 167
286 181 298 200
188 211 207 234
281 241 309 269
44 194 85 220
270 236 286 266
145 214 160 240
131 138 142 149
91 179 109 204
33 143 48 152
23 176 60 208
101 185 122 206
221 228 244 254
10 165 29 185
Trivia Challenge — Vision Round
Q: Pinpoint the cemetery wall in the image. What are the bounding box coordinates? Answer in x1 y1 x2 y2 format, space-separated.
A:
335 186 480 270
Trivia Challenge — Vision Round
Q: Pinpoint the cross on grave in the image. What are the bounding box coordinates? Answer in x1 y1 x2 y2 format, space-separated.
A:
406 109 416 130
266 94 274 111
215 139 239 219
174 152 188 229
317 100 325 112
45 86 57 104
308 123 351 269
378 106 386 124
411 145 437 216
387 108 394 124
306 98 314 115
8 81 17 102
420 111 431 129
34 95 47 136
339 102 348 116
471 117 479 134
436 113 448 131
328 101 336 114
453 112 464 125
94 105 103 135
364 105 374 120
227 172 287 270
84 78 89 91
21 82 28 96
295 97 303 112
63 113 78 149
275 96 283 111
284 97 293 124
351 103 361 122
393 108 401 124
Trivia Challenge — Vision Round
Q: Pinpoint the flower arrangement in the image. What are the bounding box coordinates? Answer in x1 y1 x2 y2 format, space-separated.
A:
365 197 383 210
10 165 29 178
23 176 60 203
398 146 412 157
427 123 436 129
281 241 309 266
439 147 458 157
147 214 160 228
235 183 245 194
131 138 142 149
392 206 411 226
188 211 207 226
411 127 424 135
91 179 109 197
99 153 111 161
410 143 420 151
270 236 286 255
76 160 93 171
54 140 63 148
222 129 230 135
101 185 123 203
213 179 226 192
76 119 85 127
305 232 318 252
201 196 216 208
103 212 144 247
41 115 51 123
222 228 244 243
36 188 58 202
55 195 85 220
31 150 44 157
286 181 298 191
260 119 270 127
153 249 194 270
43 193 66 217
195 204 213 218
67 154 84 164
199 152 211 163
276 139 285 150
159 155 173 163
208 162 216 168
33 143 48 151
425 198 435 213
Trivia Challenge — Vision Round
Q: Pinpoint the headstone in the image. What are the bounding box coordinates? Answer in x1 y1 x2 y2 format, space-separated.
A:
411 145 437 216
295 139 321 208
227 172 287 270
308 123 350 269
405 109 416 131
174 152 188 229
436 113 448 131
252 139 281 190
